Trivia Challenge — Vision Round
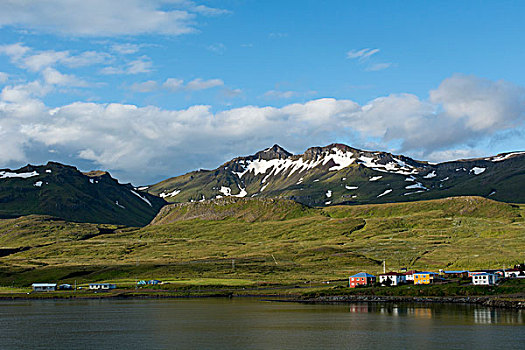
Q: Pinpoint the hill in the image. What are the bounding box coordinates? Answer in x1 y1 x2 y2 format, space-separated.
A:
0 196 523 286
0 162 165 226
146 144 525 207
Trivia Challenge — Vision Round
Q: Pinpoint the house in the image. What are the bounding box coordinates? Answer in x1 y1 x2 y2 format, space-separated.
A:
32 283 57 292
379 272 406 286
89 283 116 290
413 272 440 285
147 280 161 285
349 272 376 288
472 272 498 285
442 270 469 279
404 270 417 282
504 269 525 279
58 284 73 290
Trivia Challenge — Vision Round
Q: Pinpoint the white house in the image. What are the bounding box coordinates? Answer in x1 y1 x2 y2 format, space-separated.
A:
32 283 57 292
404 270 417 282
379 272 406 286
472 273 498 285
89 283 116 290
504 269 525 279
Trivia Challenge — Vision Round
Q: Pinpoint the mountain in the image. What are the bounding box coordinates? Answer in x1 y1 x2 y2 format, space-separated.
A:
0 162 165 226
147 144 525 207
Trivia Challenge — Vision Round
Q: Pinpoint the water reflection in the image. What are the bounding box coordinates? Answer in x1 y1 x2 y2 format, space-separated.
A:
347 302 524 325
0 299 523 350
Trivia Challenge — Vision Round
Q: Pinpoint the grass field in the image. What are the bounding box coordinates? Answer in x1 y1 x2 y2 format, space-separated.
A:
0 196 523 288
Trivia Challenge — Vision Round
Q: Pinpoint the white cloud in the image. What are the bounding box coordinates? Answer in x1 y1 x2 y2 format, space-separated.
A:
101 56 153 75
191 5 231 16
186 78 224 90
347 48 380 61
263 90 297 99
0 72 8 84
0 43 111 72
0 43 30 61
0 1 228 36
41 67 89 87
365 63 392 71
162 78 184 91
131 77 230 93
130 80 158 92
127 57 153 74
206 43 226 54
111 43 141 55
0 75 523 183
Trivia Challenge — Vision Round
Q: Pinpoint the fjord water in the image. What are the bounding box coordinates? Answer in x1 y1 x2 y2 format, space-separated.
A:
0 299 523 349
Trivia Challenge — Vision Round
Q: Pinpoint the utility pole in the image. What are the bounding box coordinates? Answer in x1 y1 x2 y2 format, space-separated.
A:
232 259 235 271
383 260 386 274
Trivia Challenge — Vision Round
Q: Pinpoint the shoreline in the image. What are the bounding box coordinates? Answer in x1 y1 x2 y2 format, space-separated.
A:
0 291 524 309
288 294 525 309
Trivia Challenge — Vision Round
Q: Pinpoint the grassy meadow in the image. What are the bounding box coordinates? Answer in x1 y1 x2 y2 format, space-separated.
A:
0 196 523 289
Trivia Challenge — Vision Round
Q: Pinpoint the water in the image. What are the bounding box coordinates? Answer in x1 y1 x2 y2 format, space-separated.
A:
0 298 523 349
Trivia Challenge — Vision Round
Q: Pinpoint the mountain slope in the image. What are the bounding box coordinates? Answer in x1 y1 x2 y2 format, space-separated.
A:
0 196 523 285
147 144 525 207
0 162 165 226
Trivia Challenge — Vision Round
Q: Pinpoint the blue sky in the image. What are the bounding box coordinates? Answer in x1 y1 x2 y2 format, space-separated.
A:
0 1 524 184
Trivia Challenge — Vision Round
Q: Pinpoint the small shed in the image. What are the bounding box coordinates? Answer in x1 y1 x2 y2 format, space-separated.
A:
89 283 116 290
32 283 57 292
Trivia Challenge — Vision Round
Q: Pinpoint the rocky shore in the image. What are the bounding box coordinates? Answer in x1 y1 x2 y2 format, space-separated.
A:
293 294 525 309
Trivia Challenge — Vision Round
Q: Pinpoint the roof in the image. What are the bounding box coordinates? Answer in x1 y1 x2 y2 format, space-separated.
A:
379 272 404 276
350 272 376 278
32 283 57 287
443 270 469 274
473 272 497 276
413 272 439 276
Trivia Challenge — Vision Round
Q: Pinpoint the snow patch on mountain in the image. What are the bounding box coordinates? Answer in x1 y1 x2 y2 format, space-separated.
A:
345 185 358 190
405 182 426 190
369 176 382 181
404 190 425 196
491 152 525 162
160 189 181 198
131 190 152 207
423 171 437 179
219 186 232 196
326 190 332 198
326 148 356 171
470 167 486 175
234 185 247 198
34 181 43 187
377 189 392 197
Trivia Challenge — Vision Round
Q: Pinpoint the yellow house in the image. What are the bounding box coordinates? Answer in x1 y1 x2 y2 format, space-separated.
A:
413 272 439 284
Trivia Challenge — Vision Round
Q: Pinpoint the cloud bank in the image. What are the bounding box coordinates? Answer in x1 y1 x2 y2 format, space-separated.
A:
0 74 524 183
0 1 230 36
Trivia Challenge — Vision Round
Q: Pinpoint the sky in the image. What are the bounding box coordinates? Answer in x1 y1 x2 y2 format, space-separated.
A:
0 0 524 185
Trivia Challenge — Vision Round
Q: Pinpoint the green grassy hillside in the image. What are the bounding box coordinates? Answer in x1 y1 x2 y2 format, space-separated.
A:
0 196 523 287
